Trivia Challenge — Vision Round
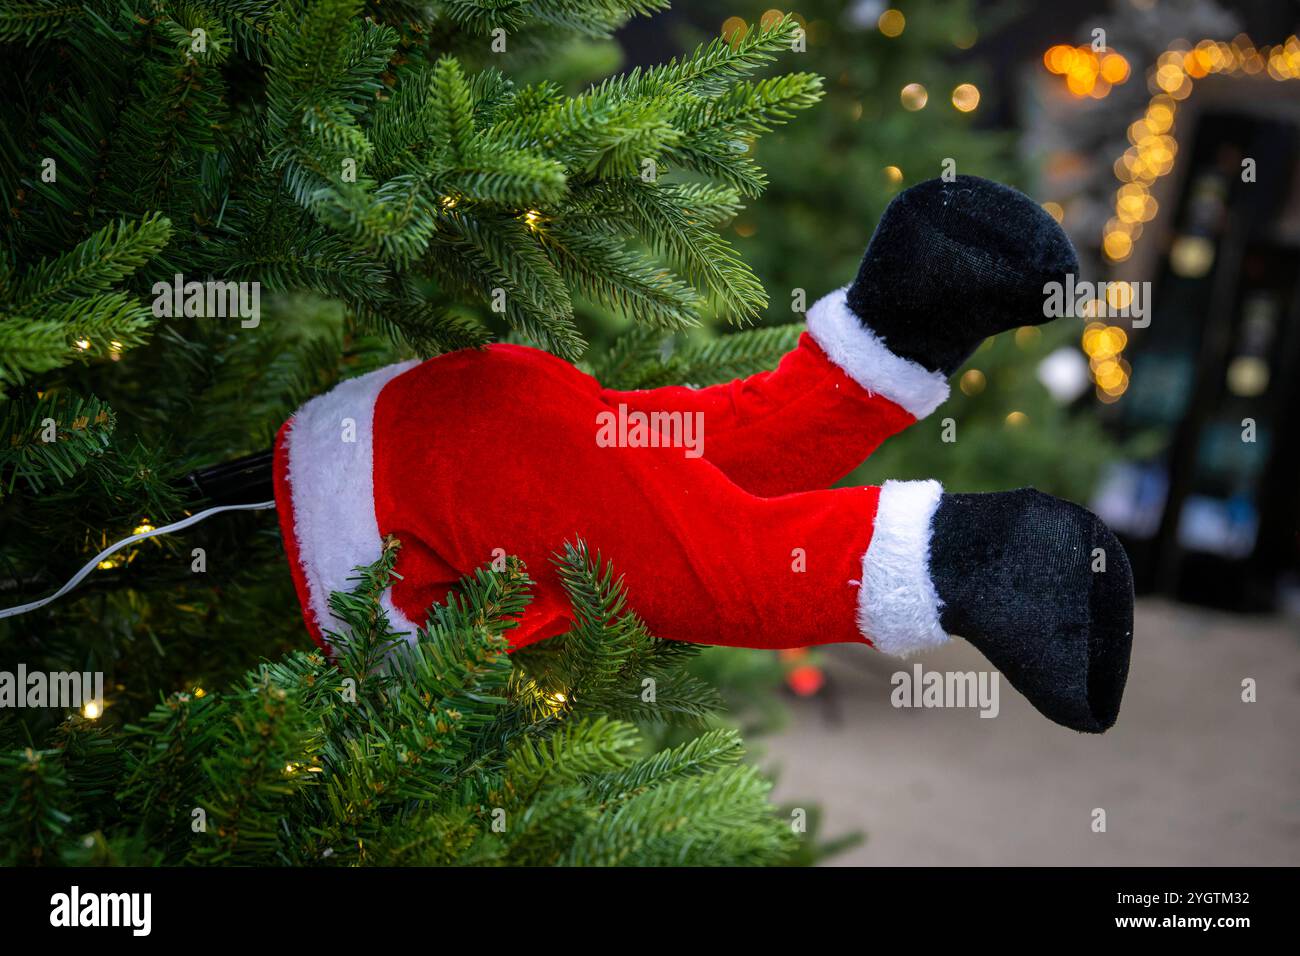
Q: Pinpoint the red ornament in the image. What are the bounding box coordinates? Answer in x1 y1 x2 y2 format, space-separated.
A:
786 664 826 697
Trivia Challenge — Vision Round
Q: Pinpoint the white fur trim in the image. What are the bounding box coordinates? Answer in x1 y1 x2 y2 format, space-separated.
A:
283 360 422 643
858 479 949 656
806 287 950 419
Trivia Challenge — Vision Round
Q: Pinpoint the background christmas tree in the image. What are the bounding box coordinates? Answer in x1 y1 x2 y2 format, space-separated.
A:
0 1 833 865
674 0 1121 500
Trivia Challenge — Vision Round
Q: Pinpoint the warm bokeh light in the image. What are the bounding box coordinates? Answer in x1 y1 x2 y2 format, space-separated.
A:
1041 201 1064 223
959 369 986 395
1155 62 1186 92
1146 101 1175 132
1081 315 1133 401
1116 184 1158 223
1088 78 1113 99
1083 324 1128 361
1100 52 1130 83
1105 282 1136 312
883 165 904 185
1170 235 1215 277
721 16 747 44
1093 360 1125 390
1102 230 1133 262
1066 64 1097 96
1081 322 1106 355
1014 326 1042 348
952 83 980 111
1227 356 1270 396
878 9 905 38
900 82 928 110
1045 44 1131 98
1044 44 1077 74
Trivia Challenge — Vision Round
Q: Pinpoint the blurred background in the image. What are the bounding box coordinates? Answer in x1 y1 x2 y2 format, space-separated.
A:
607 0 1300 865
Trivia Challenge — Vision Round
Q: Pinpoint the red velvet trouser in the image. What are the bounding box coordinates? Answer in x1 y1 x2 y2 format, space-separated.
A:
274 289 953 657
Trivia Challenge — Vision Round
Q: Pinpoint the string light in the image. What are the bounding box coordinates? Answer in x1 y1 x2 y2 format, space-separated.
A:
82 700 102 720
1106 33 1300 265
283 761 323 775
0 501 276 620
1081 322 1131 399
91 522 151 570
1088 32 1300 402
540 689 569 716
1043 44 1130 98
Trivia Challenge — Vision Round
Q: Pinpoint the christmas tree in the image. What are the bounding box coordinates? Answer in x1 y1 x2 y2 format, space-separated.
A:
685 0 1120 500
0 1 824 865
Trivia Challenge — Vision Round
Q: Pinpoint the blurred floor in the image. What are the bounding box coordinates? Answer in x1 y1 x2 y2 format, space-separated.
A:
763 599 1300 866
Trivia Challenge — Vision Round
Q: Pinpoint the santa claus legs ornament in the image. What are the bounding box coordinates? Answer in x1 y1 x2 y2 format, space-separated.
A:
274 176 1135 734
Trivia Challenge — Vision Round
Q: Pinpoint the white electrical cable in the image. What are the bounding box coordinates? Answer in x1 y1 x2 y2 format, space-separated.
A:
0 500 277 620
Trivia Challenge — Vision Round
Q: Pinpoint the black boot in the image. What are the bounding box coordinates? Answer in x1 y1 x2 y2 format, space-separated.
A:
845 175 1079 375
930 489 1134 733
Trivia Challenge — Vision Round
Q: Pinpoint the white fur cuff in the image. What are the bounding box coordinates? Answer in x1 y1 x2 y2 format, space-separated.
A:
282 360 422 643
858 479 949 656
806 287 950 419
